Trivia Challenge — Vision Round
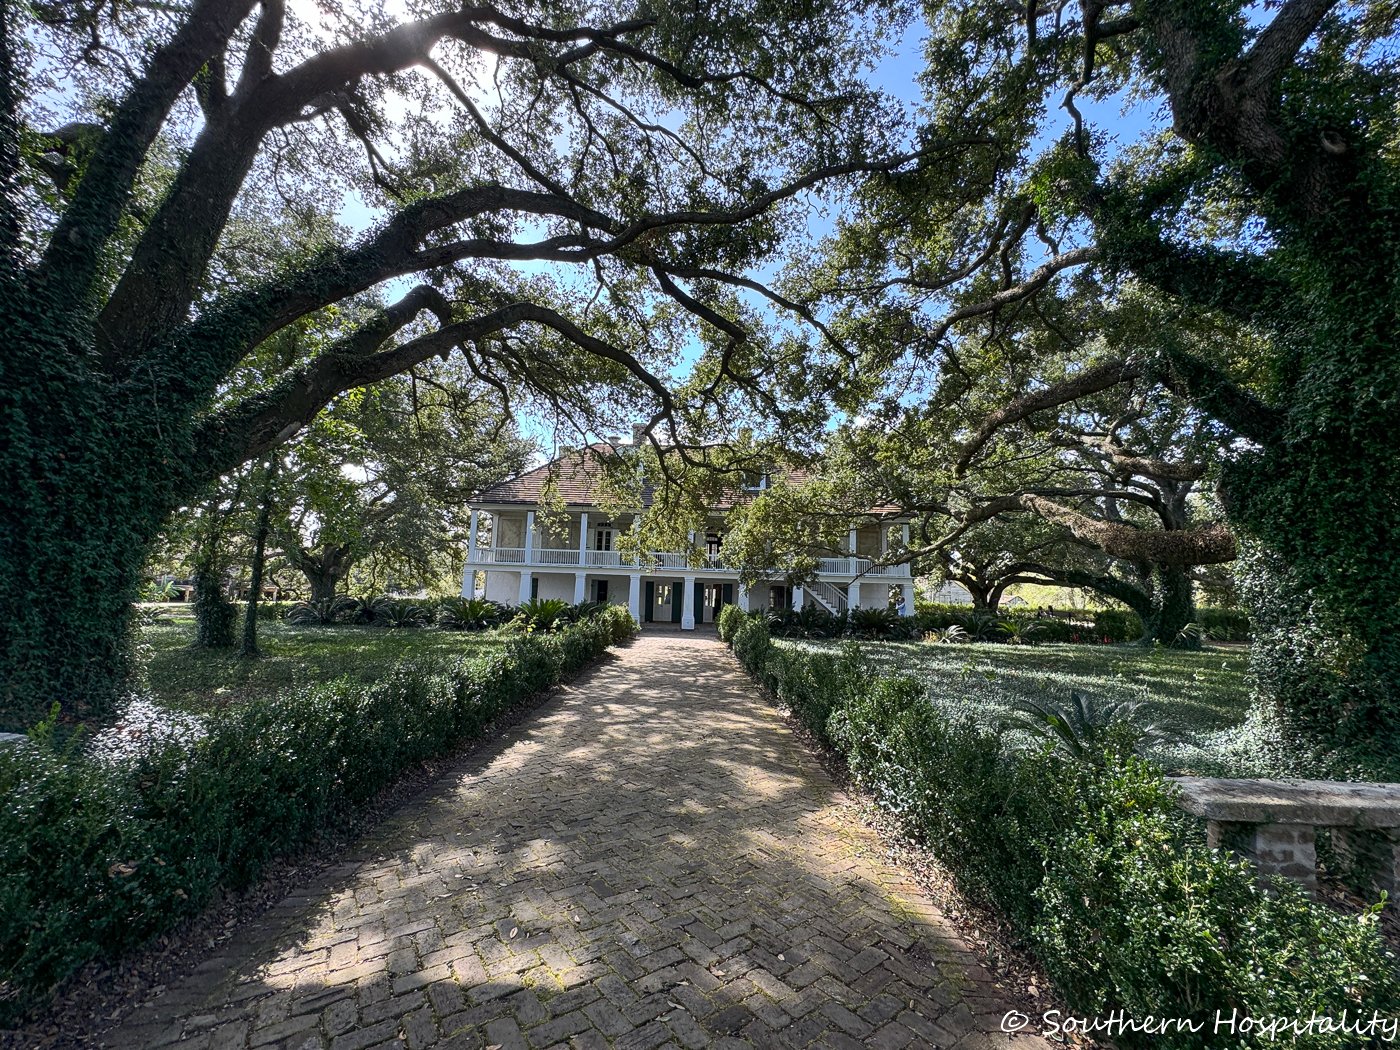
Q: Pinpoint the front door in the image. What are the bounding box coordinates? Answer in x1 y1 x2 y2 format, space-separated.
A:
644 581 655 623
593 579 609 603
671 579 683 623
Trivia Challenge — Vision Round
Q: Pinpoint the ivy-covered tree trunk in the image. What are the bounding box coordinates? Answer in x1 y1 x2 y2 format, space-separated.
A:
0 314 185 729
1232 441 1400 741
240 459 278 658
1138 565 1198 650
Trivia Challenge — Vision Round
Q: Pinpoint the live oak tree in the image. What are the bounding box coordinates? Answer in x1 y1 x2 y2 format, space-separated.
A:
274 366 531 601
786 0 1400 738
0 0 918 727
723 387 1228 645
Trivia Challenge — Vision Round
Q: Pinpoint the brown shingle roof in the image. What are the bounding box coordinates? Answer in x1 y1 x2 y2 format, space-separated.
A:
474 444 641 506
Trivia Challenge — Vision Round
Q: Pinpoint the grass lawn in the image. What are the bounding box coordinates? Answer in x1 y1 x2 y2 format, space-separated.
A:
138 609 511 712
782 638 1254 773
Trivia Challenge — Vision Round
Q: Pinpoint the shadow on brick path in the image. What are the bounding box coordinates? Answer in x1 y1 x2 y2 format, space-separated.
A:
98 633 1047 1050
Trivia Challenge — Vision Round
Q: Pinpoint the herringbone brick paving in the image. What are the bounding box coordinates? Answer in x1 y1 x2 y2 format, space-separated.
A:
99 632 1047 1049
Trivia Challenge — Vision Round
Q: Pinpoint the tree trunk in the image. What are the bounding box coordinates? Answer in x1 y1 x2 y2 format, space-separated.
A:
956 574 994 611
287 543 356 602
240 459 279 658
192 562 237 649
0 501 154 730
0 307 191 728
1138 565 1198 650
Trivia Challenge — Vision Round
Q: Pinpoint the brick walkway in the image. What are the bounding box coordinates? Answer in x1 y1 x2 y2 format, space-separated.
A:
101 633 1045 1050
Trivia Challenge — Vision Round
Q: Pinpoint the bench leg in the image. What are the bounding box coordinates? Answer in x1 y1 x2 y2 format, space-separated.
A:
1209 820 1317 895
1332 828 1400 897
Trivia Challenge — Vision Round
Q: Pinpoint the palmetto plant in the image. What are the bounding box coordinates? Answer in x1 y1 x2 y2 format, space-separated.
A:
1001 692 1177 763
848 607 899 639
286 597 358 626
967 613 1005 643
437 597 505 630
511 598 574 632
998 619 1046 645
792 604 838 639
374 602 431 629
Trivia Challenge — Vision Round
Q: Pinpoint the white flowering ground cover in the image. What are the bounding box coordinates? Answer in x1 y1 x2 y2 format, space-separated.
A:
780 639 1258 774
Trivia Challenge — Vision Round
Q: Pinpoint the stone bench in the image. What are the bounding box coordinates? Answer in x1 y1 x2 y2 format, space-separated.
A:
1170 775 1400 896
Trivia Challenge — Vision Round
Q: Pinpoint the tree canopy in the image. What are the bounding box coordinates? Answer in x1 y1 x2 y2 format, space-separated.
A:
736 0 1400 738
0 0 924 726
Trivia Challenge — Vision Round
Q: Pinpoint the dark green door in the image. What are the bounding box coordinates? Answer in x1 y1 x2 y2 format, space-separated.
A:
671 580 683 622
530 577 539 600
694 580 705 623
644 581 655 623
721 583 734 616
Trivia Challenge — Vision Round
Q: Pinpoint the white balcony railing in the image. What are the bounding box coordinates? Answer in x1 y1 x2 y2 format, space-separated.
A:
475 546 527 565
470 547 910 578
535 547 581 566
816 556 911 578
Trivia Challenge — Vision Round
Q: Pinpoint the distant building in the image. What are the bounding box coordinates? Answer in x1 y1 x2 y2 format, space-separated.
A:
462 443 915 629
927 580 973 605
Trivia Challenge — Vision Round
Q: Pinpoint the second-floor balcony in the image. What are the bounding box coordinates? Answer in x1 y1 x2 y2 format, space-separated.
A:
466 545 910 578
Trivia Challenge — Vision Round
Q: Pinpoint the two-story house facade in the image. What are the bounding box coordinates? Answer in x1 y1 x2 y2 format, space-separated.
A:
460 443 915 629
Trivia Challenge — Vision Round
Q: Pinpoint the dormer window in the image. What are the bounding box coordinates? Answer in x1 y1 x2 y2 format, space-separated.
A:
741 470 769 491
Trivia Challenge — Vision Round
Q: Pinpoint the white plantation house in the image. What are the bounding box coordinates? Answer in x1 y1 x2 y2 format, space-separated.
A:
461 443 916 630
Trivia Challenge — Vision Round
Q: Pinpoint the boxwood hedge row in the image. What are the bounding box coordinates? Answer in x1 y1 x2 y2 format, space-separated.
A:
719 607 1396 1049
0 606 636 1020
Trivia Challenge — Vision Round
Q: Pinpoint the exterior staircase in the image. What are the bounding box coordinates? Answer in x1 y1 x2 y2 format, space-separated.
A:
805 579 849 615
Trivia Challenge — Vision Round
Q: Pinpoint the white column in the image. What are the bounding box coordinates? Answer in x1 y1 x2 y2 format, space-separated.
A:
518 570 533 605
848 527 858 559
681 574 697 629
900 582 915 616
524 511 536 565
459 562 474 598
880 526 889 556
737 582 750 612
792 585 805 611
468 508 480 562
628 573 642 622
578 511 589 566
901 523 910 549
573 571 587 604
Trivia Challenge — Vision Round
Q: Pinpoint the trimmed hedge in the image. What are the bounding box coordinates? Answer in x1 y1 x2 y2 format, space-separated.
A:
724 618 1397 1048
0 606 636 1019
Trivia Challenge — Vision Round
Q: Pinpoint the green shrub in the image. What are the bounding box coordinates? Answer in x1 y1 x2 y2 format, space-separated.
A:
717 602 750 643
1199 607 1251 643
722 621 1400 1047
1093 608 1143 642
254 600 294 622
0 606 636 1019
